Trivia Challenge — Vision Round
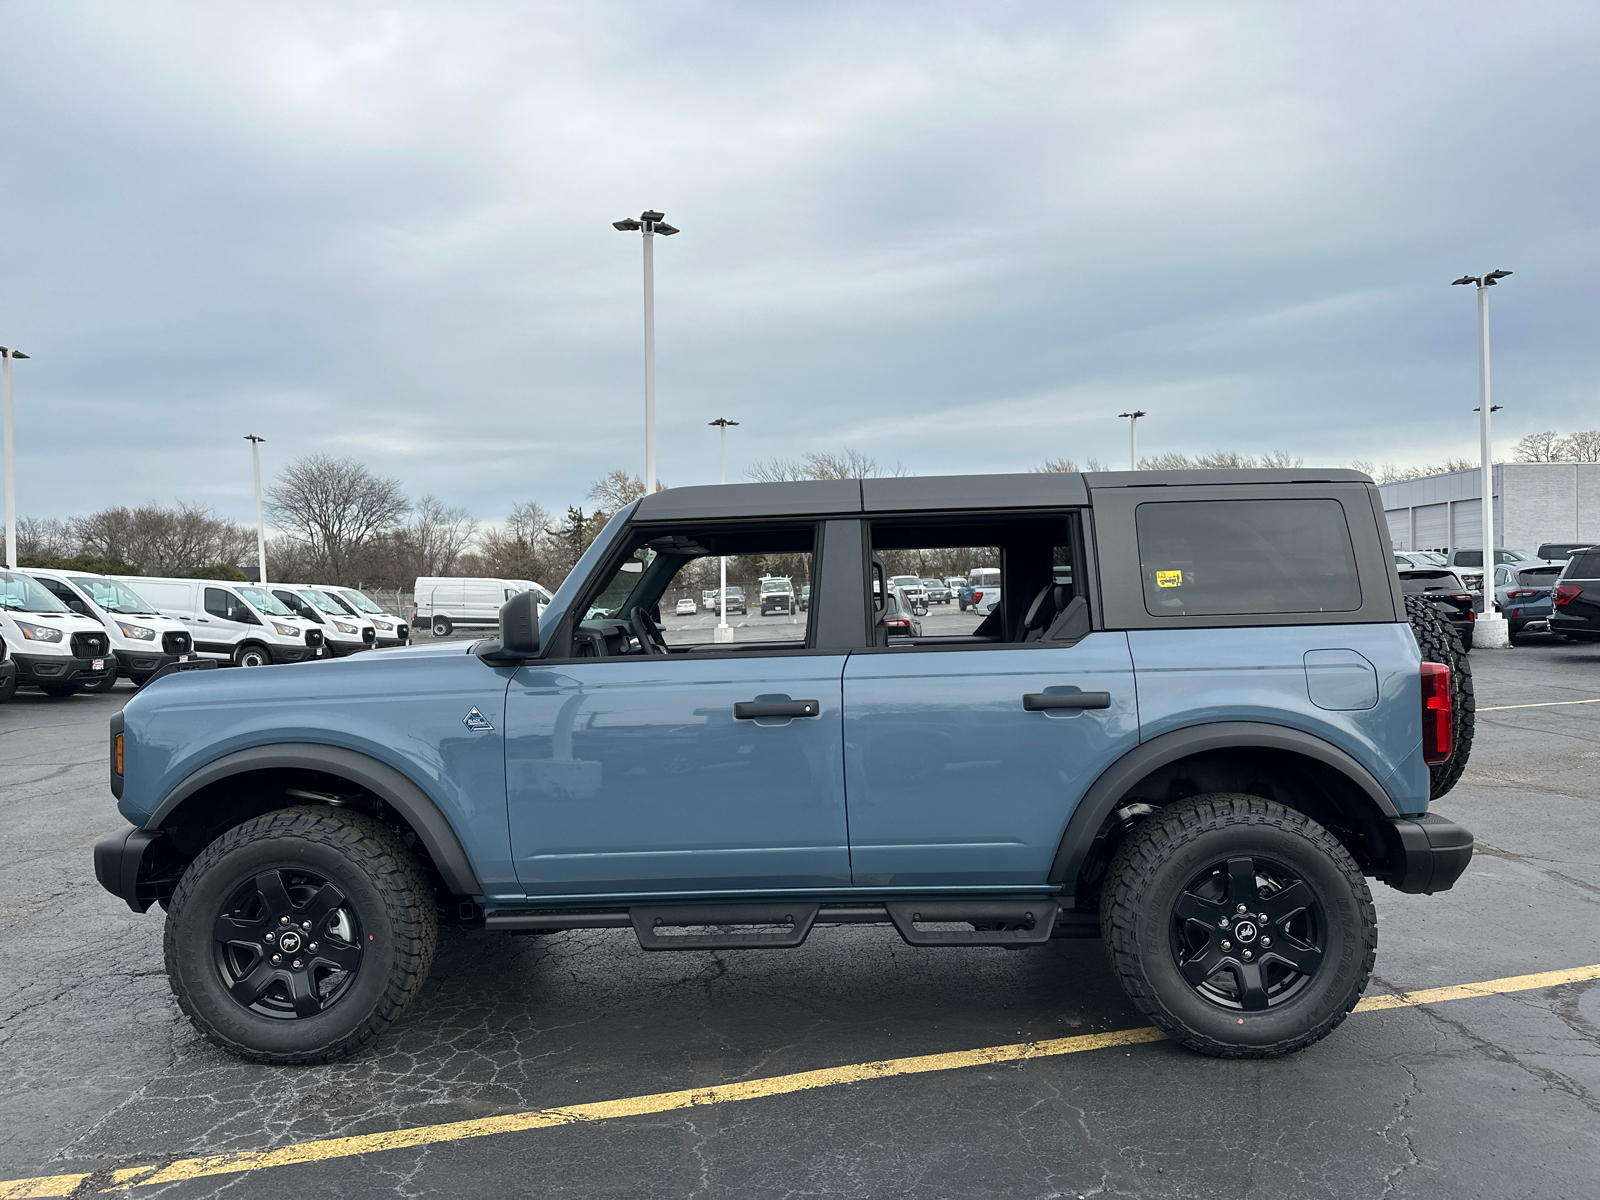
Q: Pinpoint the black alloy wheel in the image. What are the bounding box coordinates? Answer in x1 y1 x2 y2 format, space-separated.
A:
1168 855 1324 1011
213 868 364 1019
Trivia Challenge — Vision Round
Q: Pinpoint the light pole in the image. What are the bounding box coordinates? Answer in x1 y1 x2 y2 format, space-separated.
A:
245 435 268 585
1451 269 1512 646
1 346 30 569
1118 410 1146 470
709 418 738 644
613 210 679 496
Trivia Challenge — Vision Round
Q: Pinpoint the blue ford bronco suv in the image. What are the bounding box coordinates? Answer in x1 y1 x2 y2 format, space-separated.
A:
94 470 1474 1063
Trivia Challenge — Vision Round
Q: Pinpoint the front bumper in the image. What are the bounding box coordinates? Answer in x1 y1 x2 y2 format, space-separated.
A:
94 826 181 912
12 651 115 686
273 644 328 663
114 648 196 678
323 639 371 658
1381 813 1474 894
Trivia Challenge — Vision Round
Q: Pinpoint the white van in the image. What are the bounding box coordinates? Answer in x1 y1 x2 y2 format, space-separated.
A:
115 576 327 667
1 568 117 696
23 568 196 686
271 584 375 657
318 587 410 647
412 577 552 637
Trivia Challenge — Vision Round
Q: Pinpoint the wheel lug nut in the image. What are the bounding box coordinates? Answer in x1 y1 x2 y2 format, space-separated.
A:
308 942 318 951
292 959 302 968
1242 950 1253 960
1221 940 1231 950
1236 904 1247 913
1261 937 1272 947
264 933 274 943
1218 918 1229 928
1258 913 1268 923
271 954 281 963
302 921 312 930
279 916 289 925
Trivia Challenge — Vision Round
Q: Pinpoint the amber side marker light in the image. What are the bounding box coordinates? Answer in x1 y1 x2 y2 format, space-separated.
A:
115 733 124 775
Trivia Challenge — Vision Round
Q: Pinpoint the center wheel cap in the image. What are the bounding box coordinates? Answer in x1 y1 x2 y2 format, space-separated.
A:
1233 920 1258 944
277 930 303 954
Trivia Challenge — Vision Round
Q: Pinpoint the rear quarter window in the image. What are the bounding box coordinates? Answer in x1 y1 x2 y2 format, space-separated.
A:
1566 551 1600 579
1136 499 1362 617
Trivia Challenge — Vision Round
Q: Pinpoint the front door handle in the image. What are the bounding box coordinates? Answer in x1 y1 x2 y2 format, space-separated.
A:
734 699 821 719
1023 691 1111 711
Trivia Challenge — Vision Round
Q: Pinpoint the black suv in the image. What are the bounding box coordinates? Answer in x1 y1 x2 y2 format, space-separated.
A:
1552 548 1600 640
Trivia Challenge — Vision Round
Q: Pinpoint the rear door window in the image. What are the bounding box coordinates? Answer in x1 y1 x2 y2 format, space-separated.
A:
1136 499 1361 616
1566 551 1600 579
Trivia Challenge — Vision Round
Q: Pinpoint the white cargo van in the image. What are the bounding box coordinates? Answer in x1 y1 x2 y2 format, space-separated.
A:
413 577 552 636
115 576 327 667
316 587 409 647
1 568 116 696
272 584 375 657
23 568 196 687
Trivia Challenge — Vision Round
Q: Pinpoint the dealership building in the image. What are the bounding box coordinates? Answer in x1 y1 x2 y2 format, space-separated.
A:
1379 462 1600 552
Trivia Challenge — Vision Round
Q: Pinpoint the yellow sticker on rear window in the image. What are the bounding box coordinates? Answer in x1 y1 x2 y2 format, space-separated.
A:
1156 570 1183 588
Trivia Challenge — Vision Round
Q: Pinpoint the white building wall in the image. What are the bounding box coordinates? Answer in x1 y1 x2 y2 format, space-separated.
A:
1378 463 1600 553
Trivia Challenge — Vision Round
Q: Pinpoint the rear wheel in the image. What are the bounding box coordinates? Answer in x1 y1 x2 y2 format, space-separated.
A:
432 617 453 636
1101 793 1375 1058
164 806 437 1064
1405 594 1475 799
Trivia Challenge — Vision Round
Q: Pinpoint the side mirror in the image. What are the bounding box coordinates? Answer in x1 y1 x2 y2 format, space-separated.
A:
68 599 91 616
477 590 540 665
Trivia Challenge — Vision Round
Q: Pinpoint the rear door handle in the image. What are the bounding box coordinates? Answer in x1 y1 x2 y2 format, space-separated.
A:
1023 691 1111 711
734 699 821 719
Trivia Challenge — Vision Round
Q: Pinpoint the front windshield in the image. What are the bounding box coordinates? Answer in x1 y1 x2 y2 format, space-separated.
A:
760 579 789 593
237 586 295 617
298 588 349 616
0 570 70 613
336 588 385 615
586 548 657 619
69 576 156 614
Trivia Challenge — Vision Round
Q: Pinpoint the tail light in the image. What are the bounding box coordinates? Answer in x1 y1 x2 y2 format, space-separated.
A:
1450 592 1473 602
886 617 910 631
1420 663 1453 765
1554 584 1581 607
1506 588 1539 599
973 590 985 602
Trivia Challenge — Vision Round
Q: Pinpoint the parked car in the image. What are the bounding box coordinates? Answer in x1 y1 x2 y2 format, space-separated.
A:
1 568 116 696
97 467 1473 1067
115 576 326 668
959 567 1000 611
414 577 551 637
1493 564 1562 642
1396 569 1475 649
0 630 18 701
320 587 410 648
1394 551 1448 569
921 577 953 604
1441 548 1540 595
888 575 928 614
675 598 697 616
23 568 195 688
272 585 375 657
884 587 923 637
716 586 746 615
1535 542 1593 562
798 585 810 613
1551 548 1600 642
759 576 796 616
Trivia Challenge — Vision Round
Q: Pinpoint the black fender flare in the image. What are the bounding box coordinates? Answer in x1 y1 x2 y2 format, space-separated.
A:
1048 721 1400 891
148 743 483 896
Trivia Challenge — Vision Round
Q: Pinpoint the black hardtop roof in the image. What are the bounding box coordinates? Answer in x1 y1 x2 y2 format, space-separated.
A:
633 469 1373 522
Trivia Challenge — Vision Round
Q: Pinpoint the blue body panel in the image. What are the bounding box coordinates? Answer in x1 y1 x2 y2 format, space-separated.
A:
505 656 851 898
1127 624 1429 815
116 643 521 898
841 634 1140 887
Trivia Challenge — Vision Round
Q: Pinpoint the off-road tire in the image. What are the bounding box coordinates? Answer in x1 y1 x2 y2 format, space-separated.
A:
164 806 438 1065
233 642 272 669
1101 793 1376 1059
1405 594 1475 799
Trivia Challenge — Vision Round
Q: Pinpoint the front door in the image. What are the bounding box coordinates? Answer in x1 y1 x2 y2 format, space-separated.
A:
506 655 851 898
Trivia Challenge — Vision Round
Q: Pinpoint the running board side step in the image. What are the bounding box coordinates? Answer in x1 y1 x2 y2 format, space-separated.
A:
631 903 819 950
886 900 1059 946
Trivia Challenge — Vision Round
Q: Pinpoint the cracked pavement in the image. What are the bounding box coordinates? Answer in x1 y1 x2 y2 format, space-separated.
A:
2 643 1598 1198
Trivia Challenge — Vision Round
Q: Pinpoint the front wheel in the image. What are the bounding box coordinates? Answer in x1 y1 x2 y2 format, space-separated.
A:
1100 793 1376 1059
234 643 272 668
164 806 438 1064
84 668 119 694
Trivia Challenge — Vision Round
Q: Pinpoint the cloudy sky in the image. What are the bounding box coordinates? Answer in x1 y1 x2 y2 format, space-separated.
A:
2 1 1597 528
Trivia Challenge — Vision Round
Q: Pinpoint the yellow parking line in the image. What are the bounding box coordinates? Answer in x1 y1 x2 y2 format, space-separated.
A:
2 962 1596 1198
1478 697 1600 712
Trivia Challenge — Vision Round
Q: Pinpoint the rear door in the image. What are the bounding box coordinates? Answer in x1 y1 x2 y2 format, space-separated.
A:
842 510 1139 888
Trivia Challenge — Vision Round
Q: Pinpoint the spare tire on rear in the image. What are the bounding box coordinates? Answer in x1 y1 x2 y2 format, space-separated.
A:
1405 594 1475 799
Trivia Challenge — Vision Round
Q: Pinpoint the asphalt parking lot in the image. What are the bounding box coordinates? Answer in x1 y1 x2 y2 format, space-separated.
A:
2 639 1598 1198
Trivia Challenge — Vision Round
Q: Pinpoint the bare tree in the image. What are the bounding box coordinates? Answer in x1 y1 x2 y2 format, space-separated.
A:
586 469 658 519
266 455 410 586
478 500 560 583
392 496 477 580
1134 450 1303 471
73 502 253 576
1514 431 1565 462
16 516 74 561
747 448 906 481
1566 430 1600 462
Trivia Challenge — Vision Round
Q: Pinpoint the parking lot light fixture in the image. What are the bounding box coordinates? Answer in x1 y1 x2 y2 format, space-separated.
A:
709 418 738 643
614 211 680 496
1 346 29 569
1452 269 1513 645
1118 410 1146 470
245 435 268 585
